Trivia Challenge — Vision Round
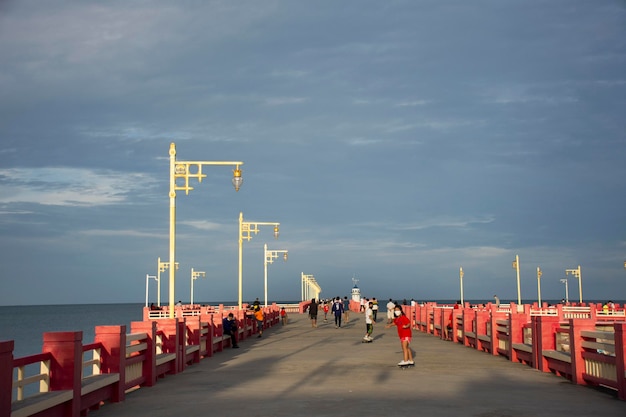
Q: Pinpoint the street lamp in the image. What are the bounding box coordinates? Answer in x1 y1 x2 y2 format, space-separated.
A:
264 243 288 307
190 268 206 306
512 254 521 306
536 266 542 306
238 212 280 308
565 265 582 304
167 142 243 318
145 274 157 307
560 278 569 303
157 257 178 307
459 267 464 305
301 272 321 301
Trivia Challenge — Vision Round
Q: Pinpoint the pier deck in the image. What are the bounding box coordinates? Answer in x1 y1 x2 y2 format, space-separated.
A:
92 314 626 417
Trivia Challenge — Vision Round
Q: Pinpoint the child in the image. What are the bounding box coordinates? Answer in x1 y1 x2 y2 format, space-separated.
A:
280 307 288 325
363 301 374 342
323 303 329 322
385 304 414 366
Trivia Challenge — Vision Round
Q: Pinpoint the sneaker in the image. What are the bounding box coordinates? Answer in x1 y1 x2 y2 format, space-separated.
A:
407 360 414 365
398 360 408 366
233 345 240 349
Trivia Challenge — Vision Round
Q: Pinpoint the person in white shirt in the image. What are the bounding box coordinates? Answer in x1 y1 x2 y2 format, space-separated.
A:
363 302 374 342
386 299 396 324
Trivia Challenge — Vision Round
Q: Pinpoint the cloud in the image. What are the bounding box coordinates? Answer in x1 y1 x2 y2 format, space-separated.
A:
0 167 158 207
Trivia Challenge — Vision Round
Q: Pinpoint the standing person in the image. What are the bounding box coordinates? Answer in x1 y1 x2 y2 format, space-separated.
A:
386 298 395 324
372 298 379 322
308 298 318 328
342 296 350 323
253 306 264 337
363 301 374 342
493 295 500 307
222 313 239 348
323 302 329 322
360 297 366 312
386 304 414 366
332 297 344 328
280 307 288 325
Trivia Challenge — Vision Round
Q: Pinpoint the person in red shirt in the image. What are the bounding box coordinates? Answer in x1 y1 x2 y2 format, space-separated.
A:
385 304 414 366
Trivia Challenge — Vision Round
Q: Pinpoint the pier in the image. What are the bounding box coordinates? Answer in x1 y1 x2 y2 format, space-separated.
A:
3 303 626 416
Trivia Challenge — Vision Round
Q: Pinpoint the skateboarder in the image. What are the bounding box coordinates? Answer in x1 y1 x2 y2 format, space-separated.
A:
363 301 374 342
385 304 414 366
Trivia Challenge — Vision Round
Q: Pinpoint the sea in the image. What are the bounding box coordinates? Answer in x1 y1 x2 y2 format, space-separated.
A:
1 299 622 358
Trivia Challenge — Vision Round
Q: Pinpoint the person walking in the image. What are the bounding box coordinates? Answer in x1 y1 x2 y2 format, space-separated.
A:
342 296 350 323
280 307 288 325
332 297 344 328
253 305 264 337
308 298 318 328
386 304 414 366
386 298 395 324
363 301 374 342
323 302 329 322
371 297 379 322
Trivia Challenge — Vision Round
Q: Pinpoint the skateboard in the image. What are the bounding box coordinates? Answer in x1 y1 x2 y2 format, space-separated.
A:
398 363 415 369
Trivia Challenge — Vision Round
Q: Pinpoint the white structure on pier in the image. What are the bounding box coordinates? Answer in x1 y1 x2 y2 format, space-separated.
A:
351 276 361 302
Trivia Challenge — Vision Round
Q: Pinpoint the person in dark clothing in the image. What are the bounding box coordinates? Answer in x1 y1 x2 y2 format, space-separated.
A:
222 313 239 348
332 297 344 328
308 298 319 328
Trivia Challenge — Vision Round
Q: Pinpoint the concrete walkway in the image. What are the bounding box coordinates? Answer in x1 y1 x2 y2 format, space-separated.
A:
93 313 626 417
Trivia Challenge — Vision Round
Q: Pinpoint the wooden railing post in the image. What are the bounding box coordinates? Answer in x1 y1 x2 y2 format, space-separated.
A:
0 340 13 417
42 331 83 417
94 325 126 402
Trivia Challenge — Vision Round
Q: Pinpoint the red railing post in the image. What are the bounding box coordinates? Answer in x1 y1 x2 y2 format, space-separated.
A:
569 318 596 386
533 315 560 372
0 340 13 416
614 322 626 400
130 320 157 387
462 306 473 347
94 325 126 402
42 331 83 417
509 309 526 363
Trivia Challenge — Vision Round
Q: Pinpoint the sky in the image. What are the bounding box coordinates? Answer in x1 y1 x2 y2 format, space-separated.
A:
0 0 625 307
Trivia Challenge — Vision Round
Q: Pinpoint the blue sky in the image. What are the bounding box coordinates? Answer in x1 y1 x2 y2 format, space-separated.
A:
1 0 625 306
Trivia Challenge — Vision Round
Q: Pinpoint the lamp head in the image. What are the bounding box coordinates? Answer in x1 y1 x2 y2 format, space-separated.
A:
283 252 288 262
273 225 280 239
232 166 243 191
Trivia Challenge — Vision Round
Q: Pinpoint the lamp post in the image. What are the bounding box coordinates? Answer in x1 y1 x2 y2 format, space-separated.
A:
157 257 178 307
238 212 279 308
459 267 464 305
145 274 157 307
512 254 521 305
190 268 206 306
565 265 582 304
560 278 569 303
167 142 243 318
264 244 288 307
301 272 321 301
536 266 542 306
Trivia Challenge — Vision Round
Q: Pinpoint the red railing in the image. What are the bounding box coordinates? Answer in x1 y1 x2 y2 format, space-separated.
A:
408 302 626 400
2 304 281 417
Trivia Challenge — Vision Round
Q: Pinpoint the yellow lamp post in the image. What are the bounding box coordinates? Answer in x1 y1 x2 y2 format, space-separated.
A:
512 255 521 306
190 268 206 306
264 244 288 307
536 266 542 306
168 142 243 318
157 257 178 307
565 265 582 304
238 212 279 308
459 267 464 305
